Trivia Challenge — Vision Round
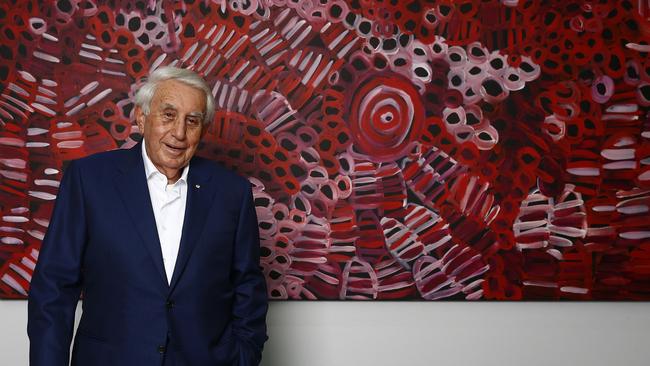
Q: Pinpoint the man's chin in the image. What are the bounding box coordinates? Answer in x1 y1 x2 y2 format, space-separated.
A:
160 151 187 162
160 162 183 171
162 158 190 170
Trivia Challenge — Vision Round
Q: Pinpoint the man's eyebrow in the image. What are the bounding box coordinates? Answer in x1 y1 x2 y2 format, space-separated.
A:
158 103 203 118
160 103 177 110
187 111 205 118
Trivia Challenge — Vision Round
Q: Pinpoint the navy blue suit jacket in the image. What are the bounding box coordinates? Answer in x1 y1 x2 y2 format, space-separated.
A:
27 142 268 365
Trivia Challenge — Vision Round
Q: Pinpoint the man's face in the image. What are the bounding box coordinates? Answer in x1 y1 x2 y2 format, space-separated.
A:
135 79 207 182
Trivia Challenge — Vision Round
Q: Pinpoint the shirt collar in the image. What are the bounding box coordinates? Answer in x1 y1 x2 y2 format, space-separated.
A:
141 139 189 185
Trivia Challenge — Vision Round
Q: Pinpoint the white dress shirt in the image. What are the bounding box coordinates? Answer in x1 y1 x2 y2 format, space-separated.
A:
142 141 189 284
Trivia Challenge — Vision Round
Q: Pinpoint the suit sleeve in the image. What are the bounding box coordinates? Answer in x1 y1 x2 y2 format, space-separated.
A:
229 182 269 366
28 160 86 366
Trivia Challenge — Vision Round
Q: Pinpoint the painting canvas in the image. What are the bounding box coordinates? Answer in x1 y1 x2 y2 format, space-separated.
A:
1 0 649 300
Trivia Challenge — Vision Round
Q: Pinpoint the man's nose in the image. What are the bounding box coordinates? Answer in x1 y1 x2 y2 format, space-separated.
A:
171 118 187 140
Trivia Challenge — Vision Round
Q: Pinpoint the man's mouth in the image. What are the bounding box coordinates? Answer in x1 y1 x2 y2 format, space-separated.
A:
164 143 186 154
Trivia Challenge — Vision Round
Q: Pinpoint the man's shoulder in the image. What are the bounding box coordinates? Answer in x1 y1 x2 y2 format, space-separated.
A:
72 147 133 173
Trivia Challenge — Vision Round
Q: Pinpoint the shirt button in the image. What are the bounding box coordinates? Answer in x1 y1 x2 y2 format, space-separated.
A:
158 345 166 354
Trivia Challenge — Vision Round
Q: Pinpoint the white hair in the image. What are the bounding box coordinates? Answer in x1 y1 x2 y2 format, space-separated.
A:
134 66 215 125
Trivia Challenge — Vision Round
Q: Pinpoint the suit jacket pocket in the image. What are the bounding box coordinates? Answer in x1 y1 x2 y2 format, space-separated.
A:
210 324 239 366
72 331 114 366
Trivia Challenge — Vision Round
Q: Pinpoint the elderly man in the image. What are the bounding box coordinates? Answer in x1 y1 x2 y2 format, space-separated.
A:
27 66 268 366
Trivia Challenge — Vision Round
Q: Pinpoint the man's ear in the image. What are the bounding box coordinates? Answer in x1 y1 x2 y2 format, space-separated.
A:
134 106 145 133
200 122 208 139
199 110 210 139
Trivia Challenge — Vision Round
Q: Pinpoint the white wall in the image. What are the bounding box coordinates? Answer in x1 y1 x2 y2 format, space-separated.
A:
2 300 649 366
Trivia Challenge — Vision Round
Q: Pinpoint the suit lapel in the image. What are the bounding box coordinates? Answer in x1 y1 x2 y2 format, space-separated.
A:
113 142 169 289
169 158 216 292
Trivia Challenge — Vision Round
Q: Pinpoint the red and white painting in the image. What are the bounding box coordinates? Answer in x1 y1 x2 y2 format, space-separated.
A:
1 0 650 300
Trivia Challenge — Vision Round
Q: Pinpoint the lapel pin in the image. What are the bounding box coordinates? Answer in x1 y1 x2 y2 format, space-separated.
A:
195 184 201 189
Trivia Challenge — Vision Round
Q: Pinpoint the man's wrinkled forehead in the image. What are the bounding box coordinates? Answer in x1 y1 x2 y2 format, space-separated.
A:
151 80 206 111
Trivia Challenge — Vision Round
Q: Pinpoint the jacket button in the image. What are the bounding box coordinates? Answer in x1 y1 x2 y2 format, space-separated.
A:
166 300 175 309
158 345 166 354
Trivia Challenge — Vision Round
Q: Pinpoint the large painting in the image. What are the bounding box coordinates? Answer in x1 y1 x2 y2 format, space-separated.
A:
1 0 649 300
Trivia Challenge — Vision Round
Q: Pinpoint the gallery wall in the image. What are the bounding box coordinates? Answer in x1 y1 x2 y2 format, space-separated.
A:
2 301 650 366
2 1 650 364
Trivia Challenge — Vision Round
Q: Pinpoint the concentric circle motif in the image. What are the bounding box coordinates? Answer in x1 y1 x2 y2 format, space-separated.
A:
348 74 425 162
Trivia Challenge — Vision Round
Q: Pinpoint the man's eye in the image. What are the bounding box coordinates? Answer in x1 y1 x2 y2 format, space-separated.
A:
163 112 176 120
187 118 201 126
